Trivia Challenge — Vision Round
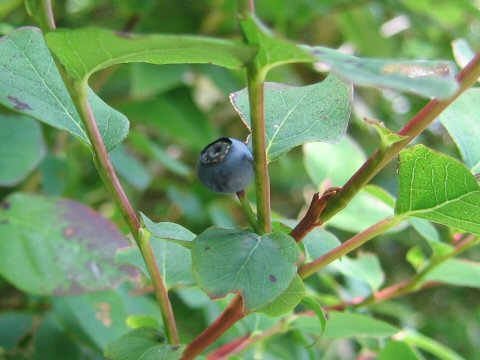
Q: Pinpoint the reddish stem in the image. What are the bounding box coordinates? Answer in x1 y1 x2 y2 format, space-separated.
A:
290 187 340 242
206 334 251 360
181 296 246 360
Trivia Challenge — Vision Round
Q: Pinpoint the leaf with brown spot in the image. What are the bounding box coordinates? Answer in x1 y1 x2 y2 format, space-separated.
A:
192 228 300 311
0 193 133 295
0 27 128 151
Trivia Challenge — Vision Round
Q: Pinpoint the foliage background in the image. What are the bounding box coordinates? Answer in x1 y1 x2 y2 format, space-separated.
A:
0 0 479 359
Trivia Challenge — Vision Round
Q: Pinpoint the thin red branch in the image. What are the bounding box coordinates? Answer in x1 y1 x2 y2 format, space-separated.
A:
181 296 246 360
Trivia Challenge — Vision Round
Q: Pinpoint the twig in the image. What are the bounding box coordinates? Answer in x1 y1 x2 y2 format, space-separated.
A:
319 52 480 224
33 1 179 344
298 216 403 278
246 65 271 233
236 190 262 234
181 296 246 360
290 187 340 242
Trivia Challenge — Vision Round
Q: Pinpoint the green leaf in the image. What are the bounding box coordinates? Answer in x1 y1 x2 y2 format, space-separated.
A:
239 15 314 73
331 253 385 292
0 114 45 186
56 289 131 350
126 315 160 330
452 39 476 69
301 296 327 336
327 185 397 233
141 213 195 248
128 131 191 177
366 119 407 150
303 136 366 188
0 312 33 351
378 340 420 360
0 193 130 295
304 138 402 232
0 0 22 18
118 93 215 152
110 144 152 191
292 311 399 339
130 63 187 99
439 89 480 173
230 75 353 162
409 218 441 243
104 327 184 360
116 237 195 290
302 228 341 262
34 315 84 360
395 145 480 234
0 27 129 151
259 275 305 317
422 259 480 288
191 228 300 311
45 28 255 81
325 312 399 339
401 329 465 360
307 45 458 99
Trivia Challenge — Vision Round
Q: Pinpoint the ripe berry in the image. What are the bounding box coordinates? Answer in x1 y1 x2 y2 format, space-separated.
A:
197 137 254 194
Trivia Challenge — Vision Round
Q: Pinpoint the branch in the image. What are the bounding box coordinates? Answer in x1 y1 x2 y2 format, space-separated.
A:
319 52 480 223
236 190 262 234
246 65 271 233
290 187 340 242
298 216 404 278
327 234 479 310
181 296 246 360
33 2 179 344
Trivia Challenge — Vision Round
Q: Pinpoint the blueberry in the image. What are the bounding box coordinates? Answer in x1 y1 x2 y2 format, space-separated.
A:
197 137 254 194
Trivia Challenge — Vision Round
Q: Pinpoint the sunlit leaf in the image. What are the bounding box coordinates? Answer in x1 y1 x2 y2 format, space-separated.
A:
46 28 256 80
395 145 480 234
303 136 365 188
422 259 480 288
439 89 480 174
378 340 420 360
330 253 385 292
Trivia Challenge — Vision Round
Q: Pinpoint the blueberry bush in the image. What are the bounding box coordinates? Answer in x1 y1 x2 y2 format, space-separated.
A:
0 0 479 359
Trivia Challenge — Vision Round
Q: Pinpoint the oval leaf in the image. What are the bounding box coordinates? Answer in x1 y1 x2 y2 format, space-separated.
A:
230 75 353 162
395 145 480 234
116 239 195 290
104 327 184 360
292 311 399 339
439 89 480 174
259 275 305 317
0 27 128 151
0 114 45 186
422 259 480 288
307 45 458 99
191 228 300 311
239 15 314 73
0 193 131 295
303 136 366 188
46 28 256 80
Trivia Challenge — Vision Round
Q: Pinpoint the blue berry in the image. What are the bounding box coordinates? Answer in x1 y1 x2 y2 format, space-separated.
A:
197 137 254 194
